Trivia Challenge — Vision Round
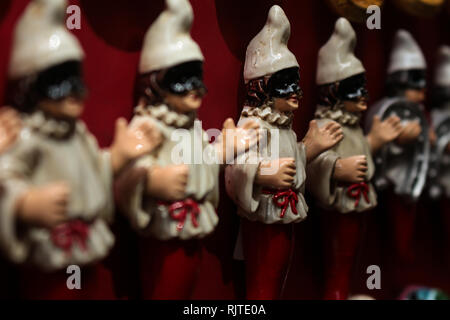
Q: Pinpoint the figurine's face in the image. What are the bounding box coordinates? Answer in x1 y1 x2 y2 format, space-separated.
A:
38 97 84 120
268 67 301 113
343 98 367 113
404 88 425 104
273 94 300 112
165 91 202 113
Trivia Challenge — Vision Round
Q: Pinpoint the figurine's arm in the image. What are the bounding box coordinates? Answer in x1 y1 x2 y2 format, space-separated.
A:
395 120 422 145
254 158 296 189
307 152 369 205
301 120 343 163
366 115 403 153
214 118 260 165
306 150 340 207
0 132 70 263
114 162 152 231
333 155 368 183
146 164 189 201
109 118 162 175
225 155 261 214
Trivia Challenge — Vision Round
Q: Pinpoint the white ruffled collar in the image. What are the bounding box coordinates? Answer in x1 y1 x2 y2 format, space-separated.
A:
135 104 196 129
314 104 361 126
241 106 293 127
24 111 77 139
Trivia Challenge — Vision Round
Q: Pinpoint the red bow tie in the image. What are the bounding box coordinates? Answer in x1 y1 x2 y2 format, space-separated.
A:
263 189 299 218
51 220 90 253
347 182 370 208
161 198 201 231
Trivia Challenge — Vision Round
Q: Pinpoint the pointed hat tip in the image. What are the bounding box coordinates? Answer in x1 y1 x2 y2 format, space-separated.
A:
395 29 415 46
166 0 191 13
438 45 450 58
393 29 422 53
334 17 355 38
243 4 298 81
267 5 289 28
388 29 426 73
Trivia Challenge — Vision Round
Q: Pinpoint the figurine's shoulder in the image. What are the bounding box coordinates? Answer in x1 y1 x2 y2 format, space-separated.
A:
16 122 43 147
0 125 40 161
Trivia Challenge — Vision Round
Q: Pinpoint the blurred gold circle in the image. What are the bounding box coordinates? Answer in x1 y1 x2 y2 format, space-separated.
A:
325 0 384 23
393 0 446 18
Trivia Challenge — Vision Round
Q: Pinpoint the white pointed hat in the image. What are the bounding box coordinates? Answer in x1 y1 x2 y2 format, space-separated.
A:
139 0 204 74
8 0 84 79
434 46 450 87
243 5 299 83
316 18 365 85
387 30 426 74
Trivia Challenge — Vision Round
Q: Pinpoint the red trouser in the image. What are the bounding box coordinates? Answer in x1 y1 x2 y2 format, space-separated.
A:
18 262 115 300
139 238 201 300
387 193 417 263
320 210 364 300
242 220 294 300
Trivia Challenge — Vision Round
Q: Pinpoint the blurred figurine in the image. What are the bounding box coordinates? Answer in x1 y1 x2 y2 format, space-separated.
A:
428 46 450 199
0 106 21 299
117 0 259 299
225 5 343 300
366 30 430 263
0 0 161 299
399 285 450 300
306 18 401 300
0 107 21 154
427 46 450 260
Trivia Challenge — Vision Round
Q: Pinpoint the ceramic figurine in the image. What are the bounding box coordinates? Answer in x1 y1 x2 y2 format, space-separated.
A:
428 46 450 200
427 46 450 259
116 0 259 300
0 106 21 299
365 30 430 263
325 0 384 23
225 6 344 300
306 18 402 300
0 107 21 154
0 0 162 299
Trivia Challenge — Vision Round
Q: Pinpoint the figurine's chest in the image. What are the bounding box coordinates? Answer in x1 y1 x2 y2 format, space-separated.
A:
152 122 213 166
270 128 298 158
30 133 106 215
32 134 98 181
336 126 369 156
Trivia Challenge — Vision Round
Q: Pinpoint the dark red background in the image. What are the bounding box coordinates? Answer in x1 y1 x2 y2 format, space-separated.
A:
0 0 449 299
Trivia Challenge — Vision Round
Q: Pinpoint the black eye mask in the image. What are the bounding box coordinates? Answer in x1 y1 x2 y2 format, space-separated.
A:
388 69 427 91
35 60 86 101
337 72 369 101
267 67 301 98
160 60 206 96
405 69 427 90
